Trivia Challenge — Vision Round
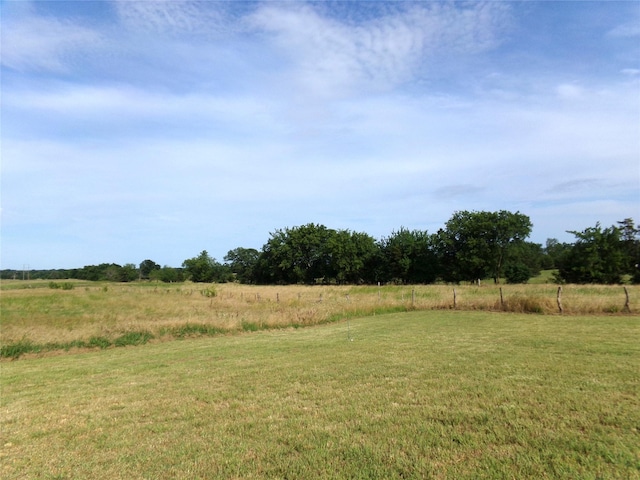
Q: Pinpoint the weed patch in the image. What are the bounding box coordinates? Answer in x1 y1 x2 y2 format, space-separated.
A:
113 331 154 347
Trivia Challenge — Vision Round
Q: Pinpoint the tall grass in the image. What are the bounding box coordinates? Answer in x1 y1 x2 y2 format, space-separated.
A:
1 280 637 358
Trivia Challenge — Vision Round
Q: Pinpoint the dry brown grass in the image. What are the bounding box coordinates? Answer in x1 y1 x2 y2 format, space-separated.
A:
1 281 638 349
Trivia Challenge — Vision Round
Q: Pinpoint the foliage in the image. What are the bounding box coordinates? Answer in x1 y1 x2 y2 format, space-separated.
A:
182 250 230 283
4 212 639 287
435 210 533 283
139 259 160 279
224 247 260 283
256 224 376 284
378 228 438 284
556 223 627 284
505 263 532 284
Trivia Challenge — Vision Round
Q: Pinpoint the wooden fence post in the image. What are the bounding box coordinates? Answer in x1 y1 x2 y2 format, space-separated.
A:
500 287 504 310
557 286 563 314
453 288 457 309
623 287 630 313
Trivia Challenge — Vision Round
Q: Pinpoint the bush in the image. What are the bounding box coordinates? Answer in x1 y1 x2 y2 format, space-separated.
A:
113 331 154 347
505 264 532 284
88 336 112 349
200 286 217 297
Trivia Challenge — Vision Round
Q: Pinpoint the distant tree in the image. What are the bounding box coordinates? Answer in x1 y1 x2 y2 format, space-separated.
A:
224 248 260 283
104 264 124 282
258 224 335 284
555 223 626 284
543 238 571 269
139 259 161 279
152 266 185 283
435 210 533 283
182 250 229 283
120 264 139 282
378 228 438 284
328 229 378 284
504 241 544 283
617 218 640 283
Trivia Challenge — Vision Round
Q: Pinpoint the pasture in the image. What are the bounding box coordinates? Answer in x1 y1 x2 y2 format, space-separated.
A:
1 296 639 478
1 281 637 358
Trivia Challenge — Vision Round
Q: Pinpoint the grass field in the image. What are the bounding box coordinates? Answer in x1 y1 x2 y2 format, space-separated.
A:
1 310 639 479
1 280 638 358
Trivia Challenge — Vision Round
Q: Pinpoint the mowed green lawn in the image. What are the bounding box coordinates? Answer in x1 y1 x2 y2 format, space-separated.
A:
1 311 638 479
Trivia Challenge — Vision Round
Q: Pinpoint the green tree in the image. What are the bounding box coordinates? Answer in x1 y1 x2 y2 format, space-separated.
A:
224 248 260 283
153 266 184 283
139 259 160 279
378 228 438 284
327 230 378 284
617 218 640 282
542 238 571 270
556 223 626 284
182 251 229 283
120 263 139 282
504 241 544 283
435 210 533 283
258 224 336 284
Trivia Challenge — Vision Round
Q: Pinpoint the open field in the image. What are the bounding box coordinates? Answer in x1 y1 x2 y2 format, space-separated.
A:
1 311 638 479
1 280 638 358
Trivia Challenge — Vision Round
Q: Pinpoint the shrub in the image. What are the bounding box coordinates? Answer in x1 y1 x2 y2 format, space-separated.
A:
0 339 38 359
88 336 112 349
505 263 532 284
200 286 217 298
113 331 154 347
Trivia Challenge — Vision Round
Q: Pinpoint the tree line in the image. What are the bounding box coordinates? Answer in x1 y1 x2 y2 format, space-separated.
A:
4 211 638 285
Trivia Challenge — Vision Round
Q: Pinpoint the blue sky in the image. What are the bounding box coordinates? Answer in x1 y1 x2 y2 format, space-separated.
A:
2 0 639 270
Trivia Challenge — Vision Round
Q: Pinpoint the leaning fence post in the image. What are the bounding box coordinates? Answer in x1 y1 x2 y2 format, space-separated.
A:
499 287 504 310
453 288 457 309
623 286 630 313
557 286 563 314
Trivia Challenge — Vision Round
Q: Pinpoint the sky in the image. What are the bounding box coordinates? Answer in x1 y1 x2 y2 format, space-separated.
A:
2 0 639 270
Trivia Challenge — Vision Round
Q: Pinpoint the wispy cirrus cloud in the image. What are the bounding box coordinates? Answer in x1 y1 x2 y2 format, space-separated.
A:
112 0 234 36
248 1 512 96
1 9 103 72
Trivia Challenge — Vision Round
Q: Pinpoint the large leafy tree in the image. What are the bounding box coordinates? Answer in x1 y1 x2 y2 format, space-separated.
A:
327 230 378 284
139 259 160 279
224 247 260 284
182 250 230 283
435 210 533 283
256 224 376 284
378 228 438 284
556 223 626 284
258 224 334 284
617 218 640 283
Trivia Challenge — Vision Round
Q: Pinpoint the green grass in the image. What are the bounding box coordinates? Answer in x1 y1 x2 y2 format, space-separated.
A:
2 311 638 479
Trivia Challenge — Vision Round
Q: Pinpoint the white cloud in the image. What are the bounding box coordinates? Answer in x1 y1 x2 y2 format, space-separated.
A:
556 83 584 100
248 2 511 97
1 12 103 72
112 0 229 36
608 21 640 38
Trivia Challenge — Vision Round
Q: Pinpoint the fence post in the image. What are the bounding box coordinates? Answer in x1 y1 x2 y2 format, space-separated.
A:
557 286 563 314
624 286 630 313
411 288 415 307
453 288 457 309
500 287 504 310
